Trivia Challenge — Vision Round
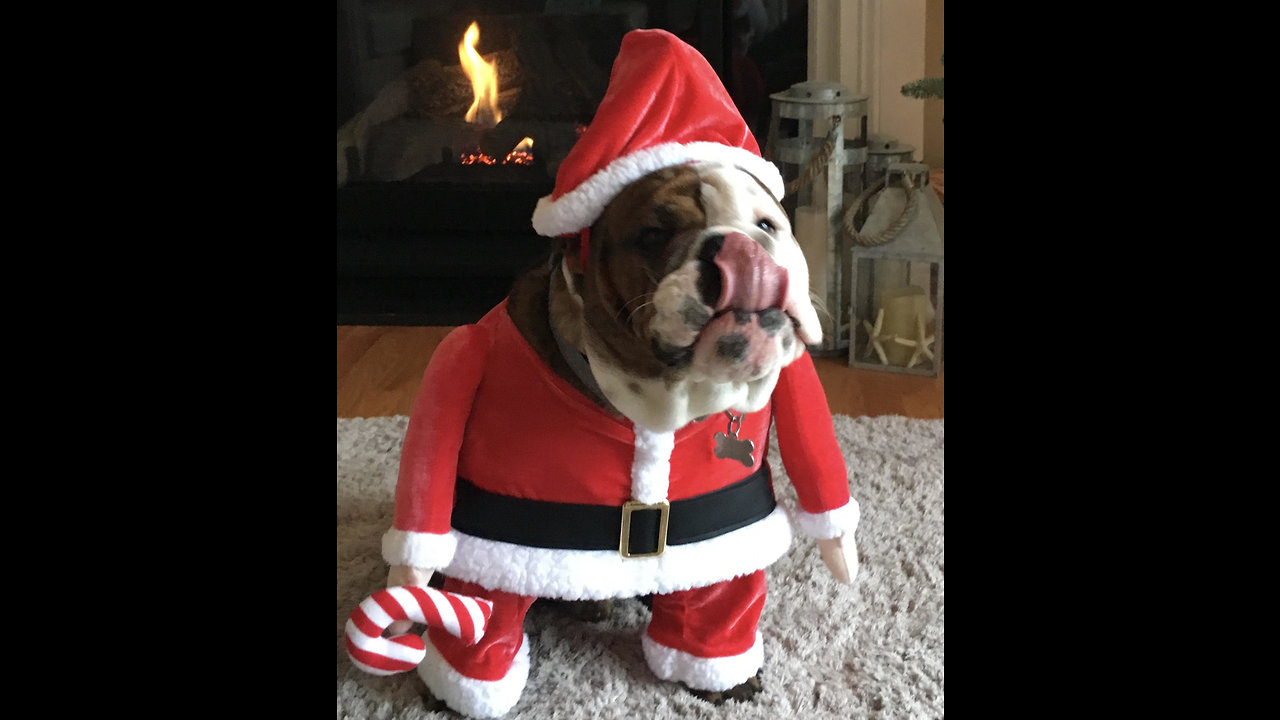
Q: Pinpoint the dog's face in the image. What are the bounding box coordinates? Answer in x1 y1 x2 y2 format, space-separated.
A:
562 161 822 431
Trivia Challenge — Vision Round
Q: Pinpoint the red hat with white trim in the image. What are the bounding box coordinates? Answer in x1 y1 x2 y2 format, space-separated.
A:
530 29 784 254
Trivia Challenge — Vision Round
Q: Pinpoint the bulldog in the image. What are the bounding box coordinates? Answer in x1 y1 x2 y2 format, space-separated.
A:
522 161 823 433
381 160 857 717
375 27 857 719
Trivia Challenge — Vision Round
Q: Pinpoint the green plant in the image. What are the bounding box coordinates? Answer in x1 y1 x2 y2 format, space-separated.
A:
901 54 944 100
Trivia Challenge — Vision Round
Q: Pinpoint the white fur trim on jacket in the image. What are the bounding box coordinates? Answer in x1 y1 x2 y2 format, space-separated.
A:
790 498 860 540
418 631 530 719
531 142 786 238
642 631 763 692
382 528 458 570
630 426 675 504
443 506 793 600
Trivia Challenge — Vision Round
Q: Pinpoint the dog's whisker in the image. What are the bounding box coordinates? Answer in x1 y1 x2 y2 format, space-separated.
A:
625 297 656 327
620 292 652 316
622 290 650 307
615 291 658 339
809 291 832 323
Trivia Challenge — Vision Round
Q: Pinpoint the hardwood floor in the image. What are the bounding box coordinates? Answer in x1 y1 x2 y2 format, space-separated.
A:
338 325 943 420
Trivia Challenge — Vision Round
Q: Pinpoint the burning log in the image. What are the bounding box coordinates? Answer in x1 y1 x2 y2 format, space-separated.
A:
338 76 411 186
346 26 527 185
404 51 524 121
339 14 626 187
364 116 471 182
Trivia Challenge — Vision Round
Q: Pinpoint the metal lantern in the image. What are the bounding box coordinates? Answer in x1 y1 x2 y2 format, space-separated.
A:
766 81 869 355
848 162 944 376
865 135 916 189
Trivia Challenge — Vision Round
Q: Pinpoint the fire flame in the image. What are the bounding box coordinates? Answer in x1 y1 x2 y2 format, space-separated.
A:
505 137 534 164
455 23 533 166
459 22 502 128
460 137 534 166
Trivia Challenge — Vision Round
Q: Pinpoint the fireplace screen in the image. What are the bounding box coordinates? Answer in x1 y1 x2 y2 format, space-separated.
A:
337 0 807 325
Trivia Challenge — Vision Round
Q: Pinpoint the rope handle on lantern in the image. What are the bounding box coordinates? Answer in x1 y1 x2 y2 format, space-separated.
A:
782 115 843 197
843 172 919 248
777 114 920 248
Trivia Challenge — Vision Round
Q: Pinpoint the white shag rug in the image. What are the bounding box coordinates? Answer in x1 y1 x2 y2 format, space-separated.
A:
337 414 943 719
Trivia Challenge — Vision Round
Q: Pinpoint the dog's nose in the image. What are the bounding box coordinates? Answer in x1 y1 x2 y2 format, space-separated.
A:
696 234 726 306
697 232 789 312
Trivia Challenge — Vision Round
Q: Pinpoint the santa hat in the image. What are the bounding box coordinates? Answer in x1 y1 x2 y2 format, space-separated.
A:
530 29 784 256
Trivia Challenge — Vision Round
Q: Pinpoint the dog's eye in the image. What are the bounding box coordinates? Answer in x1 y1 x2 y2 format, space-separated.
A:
634 227 673 253
756 218 777 233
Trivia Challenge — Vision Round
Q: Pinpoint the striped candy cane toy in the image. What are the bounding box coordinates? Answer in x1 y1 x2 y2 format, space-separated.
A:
345 585 494 675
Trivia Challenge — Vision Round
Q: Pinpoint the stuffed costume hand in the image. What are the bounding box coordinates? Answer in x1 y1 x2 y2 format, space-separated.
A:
384 564 438 636
817 536 855 584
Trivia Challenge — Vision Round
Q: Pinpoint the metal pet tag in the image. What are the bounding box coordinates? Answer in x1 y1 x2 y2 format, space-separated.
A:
713 411 755 467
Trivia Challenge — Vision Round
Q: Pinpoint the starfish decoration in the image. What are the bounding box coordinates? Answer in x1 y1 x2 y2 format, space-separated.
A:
891 315 936 368
861 309 890 364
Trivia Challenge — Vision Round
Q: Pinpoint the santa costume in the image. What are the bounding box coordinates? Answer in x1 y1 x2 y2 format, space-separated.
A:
382 28 858 719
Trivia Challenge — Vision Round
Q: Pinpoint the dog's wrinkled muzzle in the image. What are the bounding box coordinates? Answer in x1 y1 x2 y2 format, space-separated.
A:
691 307 794 381
649 231 813 381
678 232 799 381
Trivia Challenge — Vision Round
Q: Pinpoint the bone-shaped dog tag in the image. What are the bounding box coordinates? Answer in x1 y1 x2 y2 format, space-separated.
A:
713 412 755 467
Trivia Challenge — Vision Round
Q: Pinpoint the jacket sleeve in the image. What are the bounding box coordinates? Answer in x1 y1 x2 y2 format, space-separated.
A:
771 351 859 540
381 323 491 570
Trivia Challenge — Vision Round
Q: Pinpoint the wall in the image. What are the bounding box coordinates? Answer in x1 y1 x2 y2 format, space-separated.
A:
923 0 943 169
809 0 944 169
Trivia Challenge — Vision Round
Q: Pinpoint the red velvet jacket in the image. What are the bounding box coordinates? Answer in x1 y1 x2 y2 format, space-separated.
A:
383 301 855 599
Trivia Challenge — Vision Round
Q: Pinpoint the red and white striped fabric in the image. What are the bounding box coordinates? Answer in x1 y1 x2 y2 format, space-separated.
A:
345 585 494 676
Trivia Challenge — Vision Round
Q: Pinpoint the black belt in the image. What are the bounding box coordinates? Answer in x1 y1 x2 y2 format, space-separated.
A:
451 464 776 558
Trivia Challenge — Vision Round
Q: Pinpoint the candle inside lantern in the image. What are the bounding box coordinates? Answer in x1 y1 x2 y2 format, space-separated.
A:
878 285 935 366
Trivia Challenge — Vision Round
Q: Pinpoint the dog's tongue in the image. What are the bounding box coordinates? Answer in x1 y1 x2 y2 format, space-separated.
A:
712 233 789 312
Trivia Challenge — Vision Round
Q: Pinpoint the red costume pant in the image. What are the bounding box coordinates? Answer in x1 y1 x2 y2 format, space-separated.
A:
428 571 767 684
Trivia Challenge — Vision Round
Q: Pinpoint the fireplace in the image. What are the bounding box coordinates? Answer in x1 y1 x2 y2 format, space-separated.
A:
337 0 808 325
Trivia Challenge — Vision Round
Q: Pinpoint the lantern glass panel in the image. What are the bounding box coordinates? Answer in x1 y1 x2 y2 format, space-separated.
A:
850 256 941 374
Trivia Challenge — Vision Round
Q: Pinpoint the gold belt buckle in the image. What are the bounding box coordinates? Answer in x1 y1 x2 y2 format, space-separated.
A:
619 500 670 558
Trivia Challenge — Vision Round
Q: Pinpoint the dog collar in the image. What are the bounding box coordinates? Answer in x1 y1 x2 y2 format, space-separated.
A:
544 256 753 470
547 268 618 415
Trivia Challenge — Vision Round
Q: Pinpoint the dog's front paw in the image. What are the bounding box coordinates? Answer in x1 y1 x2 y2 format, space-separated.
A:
685 671 763 705
546 598 615 622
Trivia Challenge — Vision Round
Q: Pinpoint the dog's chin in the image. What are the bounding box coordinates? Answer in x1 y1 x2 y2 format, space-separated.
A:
582 297 817 431
677 307 803 384
647 259 817 385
